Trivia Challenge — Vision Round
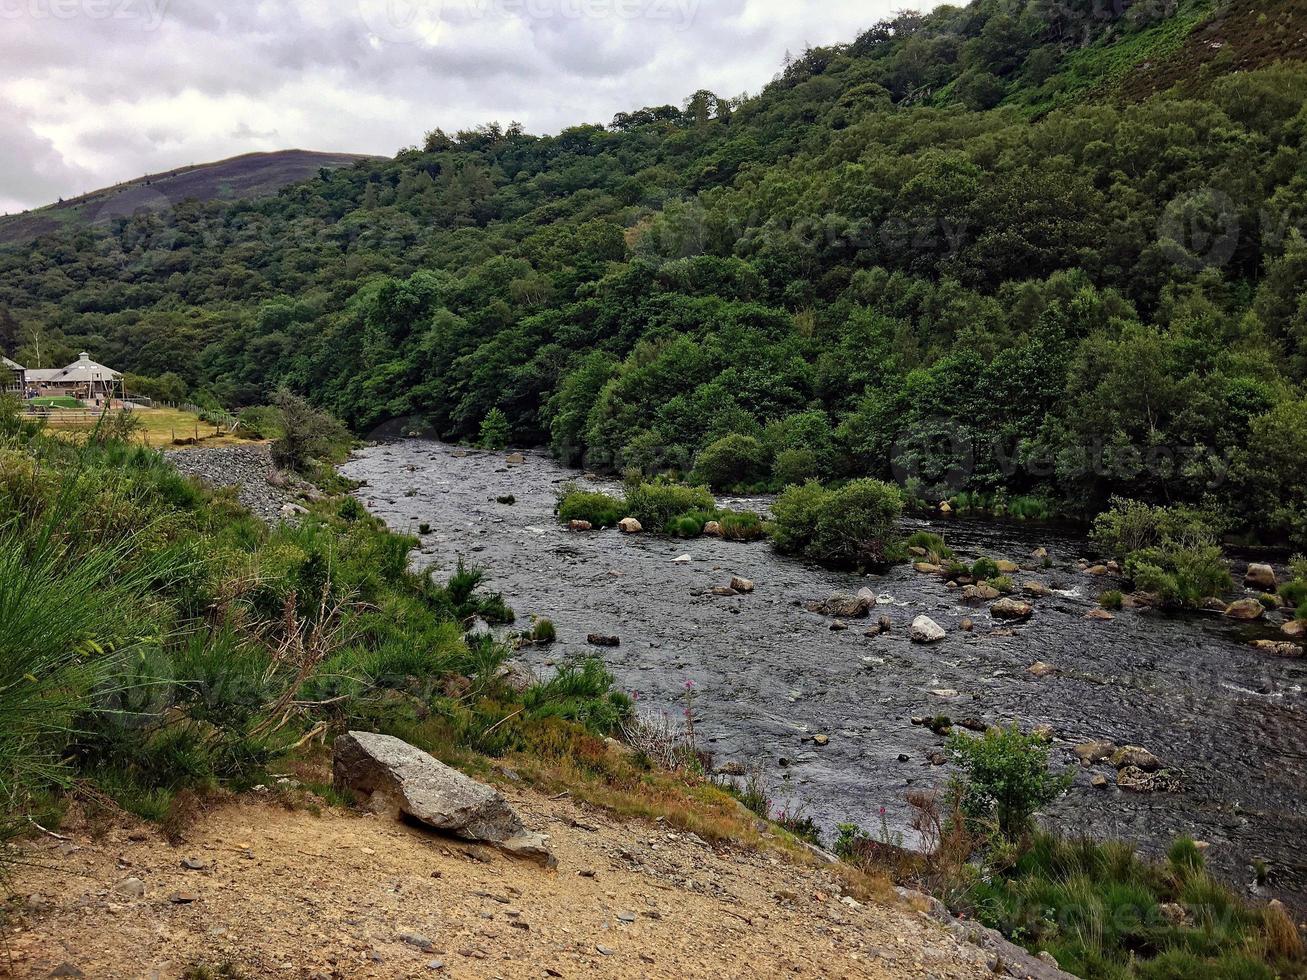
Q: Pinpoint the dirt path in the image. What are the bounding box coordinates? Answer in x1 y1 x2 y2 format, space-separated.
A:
5 787 1000 979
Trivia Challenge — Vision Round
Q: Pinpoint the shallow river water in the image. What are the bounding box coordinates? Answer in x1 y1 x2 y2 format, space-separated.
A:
342 441 1307 906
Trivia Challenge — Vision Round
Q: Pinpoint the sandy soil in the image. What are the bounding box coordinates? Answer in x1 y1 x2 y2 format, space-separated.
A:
4 787 998 979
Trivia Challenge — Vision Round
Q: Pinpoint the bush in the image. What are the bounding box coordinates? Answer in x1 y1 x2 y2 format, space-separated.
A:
990 575 1014 594
773 447 821 487
1091 498 1223 557
1100 590 1124 610
623 480 715 530
665 515 705 538
556 485 625 529
805 479 905 569
691 434 769 490
769 480 828 556
719 510 766 542
1280 578 1307 610
948 725 1072 840
1124 544 1232 607
971 557 1000 581
478 408 510 450
269 390 351 473
529 617 556 644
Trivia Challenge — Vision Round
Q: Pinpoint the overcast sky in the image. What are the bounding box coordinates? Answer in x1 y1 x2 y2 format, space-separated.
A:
0 0 941 215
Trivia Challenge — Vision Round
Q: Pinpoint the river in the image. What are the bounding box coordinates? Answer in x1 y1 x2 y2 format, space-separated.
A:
341 440 1307 907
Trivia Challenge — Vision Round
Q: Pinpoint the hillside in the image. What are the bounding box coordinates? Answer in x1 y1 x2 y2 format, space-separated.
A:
0 0 1305 547
0 150 377 244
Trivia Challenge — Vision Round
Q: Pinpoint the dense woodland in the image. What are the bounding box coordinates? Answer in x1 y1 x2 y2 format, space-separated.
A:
2 0 1306 545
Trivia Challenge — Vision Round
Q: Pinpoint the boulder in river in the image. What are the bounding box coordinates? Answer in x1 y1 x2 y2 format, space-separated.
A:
909 616 946 644
703 521 723 537
1117 766 1182 793
1111 746 1161 772
991 598 1034 621
1225 598 1265 621
1283 620 1306 639
1027 661 1056 678
586 634 621 647
1243 563 1277 591
1084 565 1109 576
568 520 593 532
914 562 943 575
815 592 872 618
1085 609 1115 621
1250 640 1303 658
333 731 555 867
730 577 755 593
1023 581 1052 597
995 560 1019 574
1073 740 1116 765
618 517 642 534
962 584 1000 603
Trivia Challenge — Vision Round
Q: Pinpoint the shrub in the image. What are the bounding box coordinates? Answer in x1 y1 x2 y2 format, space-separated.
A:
665 515 704 538
948 725 1072 840
1100 590 1124 610
1279 578 1307 610
556 485 624 529
691 434 769 490
1258 593 1281 610
529 618 556 644
623 480 715 530
1125 544 1232 607
338 496 367 522
990 575 1014 594
769 480 828 555
806 479 904 569
773 447 821 487
971 557 1000 581
1091 498 1223 557
1291 554 1307 582
269 390 351 473
719 510 766 542
478 408 510 450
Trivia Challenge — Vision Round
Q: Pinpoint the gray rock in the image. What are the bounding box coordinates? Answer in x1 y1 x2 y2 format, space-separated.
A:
909 616 946 644
1111 745 1161 772
991 598 1034 621
333 731 555 867
114 877 145 899
401 932 435 951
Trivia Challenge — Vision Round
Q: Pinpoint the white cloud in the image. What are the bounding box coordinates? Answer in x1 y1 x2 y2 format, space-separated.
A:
0 0 944 212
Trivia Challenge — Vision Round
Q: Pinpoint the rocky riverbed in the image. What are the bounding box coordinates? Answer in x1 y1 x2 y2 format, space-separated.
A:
343 441 1307 909
166 444 317 523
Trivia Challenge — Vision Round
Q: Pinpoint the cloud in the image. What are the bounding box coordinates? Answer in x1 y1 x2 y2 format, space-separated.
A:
0 0 944 211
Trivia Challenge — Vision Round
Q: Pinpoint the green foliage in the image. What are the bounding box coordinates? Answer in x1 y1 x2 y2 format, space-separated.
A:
1091 498 1223 558
269 390 351 473
556 485 625 529
478 408 511 450
718 510 766 542
971 557 1001 581
623 480 715 532
773 478 905 569
905 531 953 560
948 725 1072 840
1124 545 1232 608
1100 590 1124 611
691 434 769 491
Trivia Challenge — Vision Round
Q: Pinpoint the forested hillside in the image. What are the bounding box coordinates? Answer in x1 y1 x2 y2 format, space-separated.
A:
2 0 1306 545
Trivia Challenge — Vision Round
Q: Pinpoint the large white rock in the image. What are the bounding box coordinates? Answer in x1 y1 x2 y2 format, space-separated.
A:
333 731 554 867
910 615 946 644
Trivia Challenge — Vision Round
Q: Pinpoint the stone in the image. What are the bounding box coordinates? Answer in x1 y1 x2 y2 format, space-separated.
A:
818 592 872 619
568 520 593 532
1202 597 1229 613
1091 774 1109 789
962 584 999 603
938 501 953 515
401 932 435 952
1027 661 1056 678
914 562 943 575
168 891 199 904
617 518 642 534
1031 547 1048 560
716 761 747 777
1159 902 1188 926
1250 640 1304 658
586 634 620 647
1282 620 1306 639
672 554 692 563
1085 565 1109 576
711 586 738 597
1073 740 1116 765
333 731 555 867
48 966 85 978
1225 598 1266 621
995 560 1019 574
703 521 723 537
180 857 208 871
960 618 974 632
730 577 755 593
505 453 525 465
280 502 309 516
1244 563 1277 591
991 598 1033 621
1111 746 1161 772
1023 581 1052 597
812 734 830 746
1117 766 1182 793
114 877 145 899
909 616 946 644
1084 609 1115 621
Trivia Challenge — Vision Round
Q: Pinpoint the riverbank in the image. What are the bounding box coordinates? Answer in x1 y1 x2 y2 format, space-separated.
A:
342 440 1307 911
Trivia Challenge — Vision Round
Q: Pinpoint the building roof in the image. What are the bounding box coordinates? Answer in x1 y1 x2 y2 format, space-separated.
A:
2 355 24 372
26 368 62 382
38 352 122 385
